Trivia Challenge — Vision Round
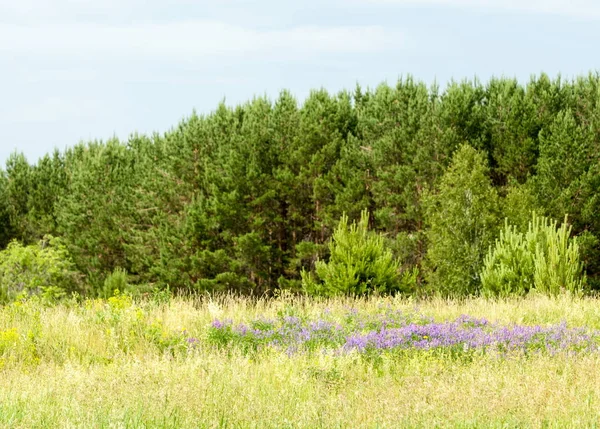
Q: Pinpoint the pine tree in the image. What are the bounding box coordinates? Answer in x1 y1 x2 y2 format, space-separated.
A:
302 210 416 296
3 152 33 242
484 77 540 185
534 108 600 287
0 169 13 248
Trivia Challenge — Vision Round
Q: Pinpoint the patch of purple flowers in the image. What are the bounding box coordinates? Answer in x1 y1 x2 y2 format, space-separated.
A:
207 311 600 357
345 320 595 356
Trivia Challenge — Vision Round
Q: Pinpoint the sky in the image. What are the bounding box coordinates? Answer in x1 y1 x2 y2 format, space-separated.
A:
1 0 599 165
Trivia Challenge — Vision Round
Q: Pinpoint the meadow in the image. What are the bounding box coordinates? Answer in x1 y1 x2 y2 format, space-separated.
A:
1 293 600 428
2 74 599 427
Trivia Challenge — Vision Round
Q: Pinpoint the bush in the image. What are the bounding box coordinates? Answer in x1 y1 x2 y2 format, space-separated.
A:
301 210 417 296
0 236 81 303
101 267 129 298
481 213 586 296
479 220 535 296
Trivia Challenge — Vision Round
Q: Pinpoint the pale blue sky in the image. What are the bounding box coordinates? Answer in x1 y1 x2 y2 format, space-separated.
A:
1 0 599 164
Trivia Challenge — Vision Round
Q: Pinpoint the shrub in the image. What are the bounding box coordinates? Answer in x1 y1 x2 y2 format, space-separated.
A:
101 267 129 298
481 213 586 296
301 210 417 296
531 215 586 295
479 220 535 296
0 236 81 303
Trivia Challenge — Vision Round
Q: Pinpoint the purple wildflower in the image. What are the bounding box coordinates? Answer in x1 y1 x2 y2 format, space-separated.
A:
206 311 600 358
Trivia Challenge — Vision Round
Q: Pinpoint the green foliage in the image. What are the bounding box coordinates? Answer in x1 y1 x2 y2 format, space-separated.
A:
502 181 542 231
3 73 600 296
302 210 417 296
483 77 540 184
0 170 13 248
101 268 129 299
0 236 81 302
533 105 600 287
55 140 140 288
480 220 535 296
424 144 500 296
3 152 33 242
481 213 586 296
531 215 586 295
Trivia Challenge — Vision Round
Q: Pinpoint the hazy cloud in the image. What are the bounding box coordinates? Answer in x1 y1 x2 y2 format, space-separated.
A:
364 0 600 19
0 21 405 60
2 96 105 123
1 0 597 164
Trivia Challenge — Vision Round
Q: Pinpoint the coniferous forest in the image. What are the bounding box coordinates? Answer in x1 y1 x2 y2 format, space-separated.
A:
1 73 600 299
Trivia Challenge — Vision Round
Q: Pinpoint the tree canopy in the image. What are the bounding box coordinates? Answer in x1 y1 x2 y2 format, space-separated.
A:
2 73 599 296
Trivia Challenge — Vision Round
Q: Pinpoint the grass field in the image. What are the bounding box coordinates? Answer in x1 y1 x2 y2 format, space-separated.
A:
2 293 600 428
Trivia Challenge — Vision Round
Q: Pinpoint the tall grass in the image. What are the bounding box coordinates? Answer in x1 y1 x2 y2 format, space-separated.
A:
1 294 600 427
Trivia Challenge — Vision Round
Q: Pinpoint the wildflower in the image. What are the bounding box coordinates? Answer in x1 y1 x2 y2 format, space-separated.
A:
206 311 600 358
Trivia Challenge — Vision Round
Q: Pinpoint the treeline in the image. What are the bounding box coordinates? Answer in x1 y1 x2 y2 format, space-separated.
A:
1 73 599 297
